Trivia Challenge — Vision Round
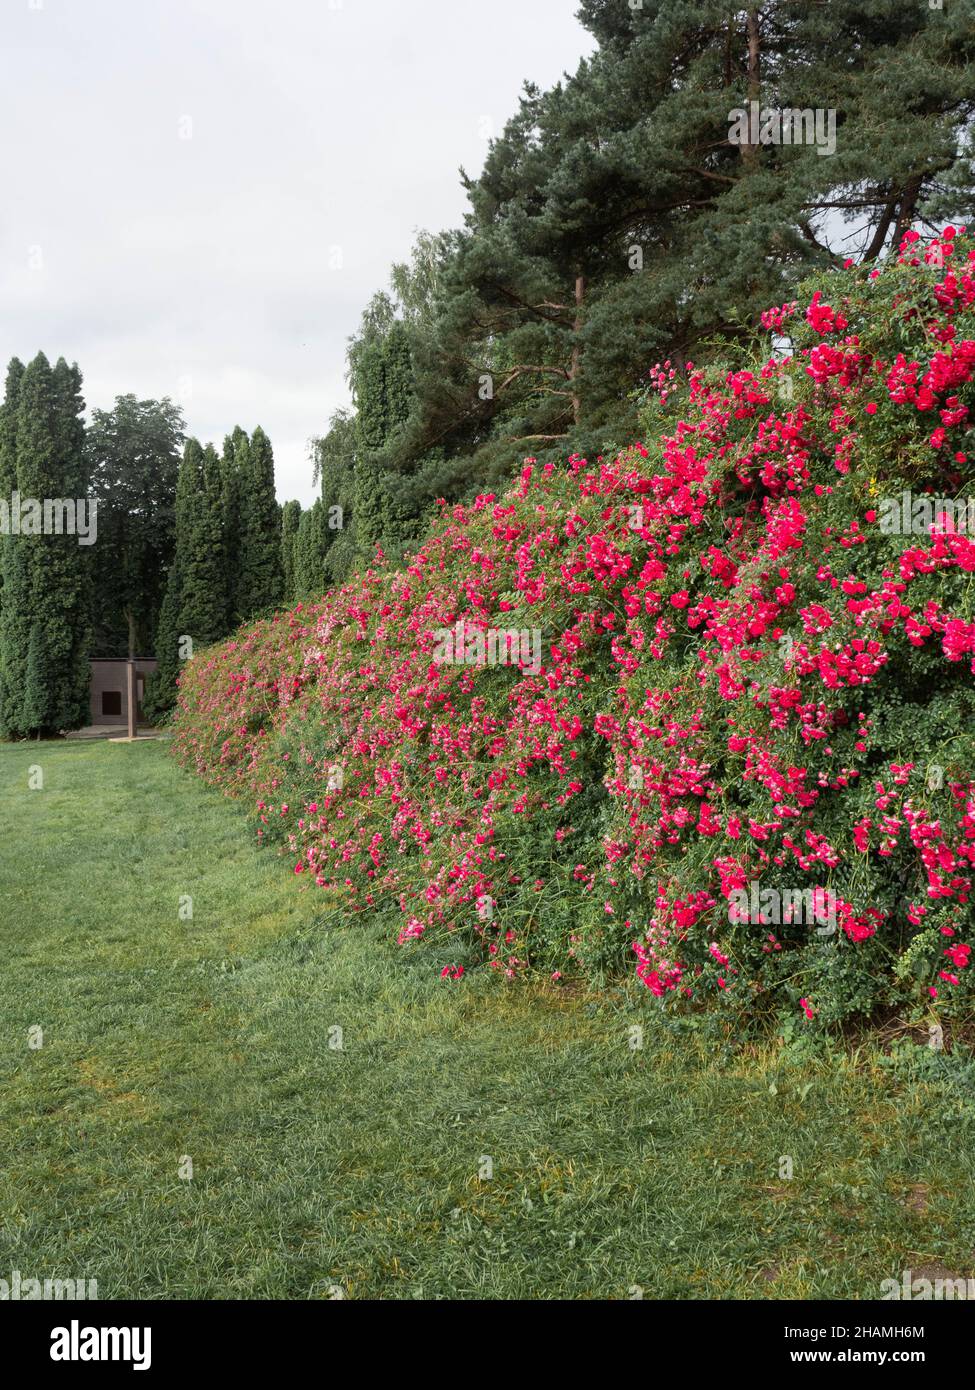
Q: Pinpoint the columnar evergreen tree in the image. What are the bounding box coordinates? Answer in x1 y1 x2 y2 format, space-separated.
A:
0 358 25 609
293 500 328 600
293 505 314 600
147 425 289 718
144 564 182 721
144 438 198 718
280 499 302 605
0 359 28 725
181 442 229 643
342 297 417 564
220 426 247 626
144 438 226 719
86 395 184 658
312 408 357 584
236 426 282 618
0 353 91 738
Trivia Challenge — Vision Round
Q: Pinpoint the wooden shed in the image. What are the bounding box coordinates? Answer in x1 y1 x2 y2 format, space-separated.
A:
89 658 157 728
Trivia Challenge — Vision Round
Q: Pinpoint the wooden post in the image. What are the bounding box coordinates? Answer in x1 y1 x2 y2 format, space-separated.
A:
126 658 136 740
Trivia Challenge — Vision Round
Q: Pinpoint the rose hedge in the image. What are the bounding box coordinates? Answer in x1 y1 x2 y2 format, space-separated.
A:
172 229 975 1026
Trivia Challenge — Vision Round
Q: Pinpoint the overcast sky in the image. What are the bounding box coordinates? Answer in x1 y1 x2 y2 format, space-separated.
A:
0 0 595 503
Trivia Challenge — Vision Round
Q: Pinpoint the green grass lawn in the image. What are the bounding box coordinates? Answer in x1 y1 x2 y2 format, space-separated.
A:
1 739 973 1299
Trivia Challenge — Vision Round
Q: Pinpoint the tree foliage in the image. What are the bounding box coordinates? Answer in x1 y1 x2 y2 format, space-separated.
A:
313 0 975 585
236 426 282 619
87 394 184 658
0 353 91 737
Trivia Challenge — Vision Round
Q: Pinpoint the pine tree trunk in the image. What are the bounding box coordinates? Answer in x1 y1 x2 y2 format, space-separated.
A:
863 196 899 262
893 176 923 247
570 273 586 426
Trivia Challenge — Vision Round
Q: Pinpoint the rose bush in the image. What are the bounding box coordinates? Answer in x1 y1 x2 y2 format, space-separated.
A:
172 228 975 1027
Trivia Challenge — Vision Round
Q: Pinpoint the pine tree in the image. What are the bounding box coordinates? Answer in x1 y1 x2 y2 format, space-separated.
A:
346 0 975 506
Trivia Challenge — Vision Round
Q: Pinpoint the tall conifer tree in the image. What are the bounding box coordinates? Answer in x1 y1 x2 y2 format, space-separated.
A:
0 358 25 609
280 499 302 605
220 426 247 625
144 437 226 718
86 395 184 658
181 442 228 644
0 353 91 737
236 426 282 617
